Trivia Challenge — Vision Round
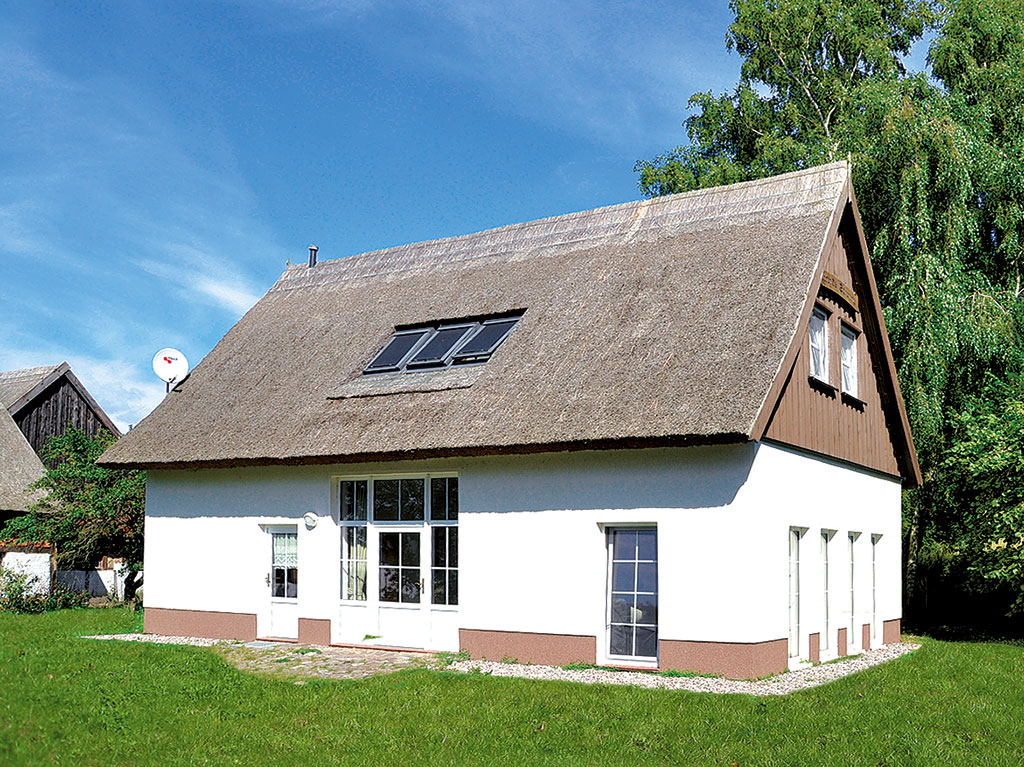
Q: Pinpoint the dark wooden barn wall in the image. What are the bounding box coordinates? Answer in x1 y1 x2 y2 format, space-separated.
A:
13 377 112 456
763 214 902 479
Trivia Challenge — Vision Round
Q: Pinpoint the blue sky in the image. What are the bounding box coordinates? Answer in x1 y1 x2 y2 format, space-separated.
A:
0 2 927 431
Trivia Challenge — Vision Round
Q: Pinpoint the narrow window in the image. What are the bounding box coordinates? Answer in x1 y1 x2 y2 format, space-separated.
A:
821 530 832 652
430 477 459 605
341 527 367 601
340 480 368 601
841 325 858 397
430 477 459 521
789 528 801 658
809 307 829 382
849 532 858 643
340 480 368 522
431 527 458 606
871 534 880 640
607 528 658 659
271 531 298 599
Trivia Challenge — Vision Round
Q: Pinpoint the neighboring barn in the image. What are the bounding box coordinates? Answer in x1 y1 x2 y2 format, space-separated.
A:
0 363 120 458
0 403 44 527
100 162 920 679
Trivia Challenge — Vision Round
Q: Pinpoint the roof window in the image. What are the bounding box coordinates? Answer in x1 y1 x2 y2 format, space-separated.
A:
364 312 523 375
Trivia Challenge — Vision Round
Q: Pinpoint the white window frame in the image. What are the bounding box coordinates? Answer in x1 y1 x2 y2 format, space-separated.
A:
428 476 459 607
848 531 860 645
821 529 835 652
269 526 299 601
841 324 859 397
809 306 830 383
605 525 658 664
788 527 802 659
335 472 459 609
339 479 369 602
871 534 881 640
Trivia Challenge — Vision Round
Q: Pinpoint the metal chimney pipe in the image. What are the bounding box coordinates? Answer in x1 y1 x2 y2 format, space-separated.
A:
308 244 318 267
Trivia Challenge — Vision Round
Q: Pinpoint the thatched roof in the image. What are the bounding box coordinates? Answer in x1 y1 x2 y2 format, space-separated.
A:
101 162 880 470
0 401 44 513
0 365 62 411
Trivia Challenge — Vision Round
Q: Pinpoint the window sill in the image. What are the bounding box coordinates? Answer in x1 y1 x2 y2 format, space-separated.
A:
841 391 866 410
808 375 838 395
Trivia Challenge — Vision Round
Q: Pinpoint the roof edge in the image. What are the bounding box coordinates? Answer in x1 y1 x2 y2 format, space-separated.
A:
97 432 751 471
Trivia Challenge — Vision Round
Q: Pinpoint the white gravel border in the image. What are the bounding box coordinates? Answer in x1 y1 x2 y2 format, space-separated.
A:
84 633 232 647
84 633 919 695
446 641 920 696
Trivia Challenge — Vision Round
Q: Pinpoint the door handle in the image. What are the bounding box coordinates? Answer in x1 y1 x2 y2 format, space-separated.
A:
265 573 271 587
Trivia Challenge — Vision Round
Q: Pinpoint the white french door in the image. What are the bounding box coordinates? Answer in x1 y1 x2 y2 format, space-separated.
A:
338 475 459 649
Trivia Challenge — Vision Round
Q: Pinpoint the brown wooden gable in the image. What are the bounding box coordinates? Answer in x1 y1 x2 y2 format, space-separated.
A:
752 179 921 487
9 364 120 457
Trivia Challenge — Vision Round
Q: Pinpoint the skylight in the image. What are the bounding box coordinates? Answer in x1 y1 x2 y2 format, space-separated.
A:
364 313 523 375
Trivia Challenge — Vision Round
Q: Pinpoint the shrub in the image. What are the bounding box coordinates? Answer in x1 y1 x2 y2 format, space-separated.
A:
0 567 88 614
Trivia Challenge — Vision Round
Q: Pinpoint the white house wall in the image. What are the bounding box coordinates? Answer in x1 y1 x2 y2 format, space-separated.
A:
144 441 901 673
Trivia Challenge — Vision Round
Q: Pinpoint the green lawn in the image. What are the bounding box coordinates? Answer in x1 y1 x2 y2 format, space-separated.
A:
1 610 1023 766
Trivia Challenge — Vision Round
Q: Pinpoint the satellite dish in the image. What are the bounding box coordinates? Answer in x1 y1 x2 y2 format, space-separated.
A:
153 348 189 388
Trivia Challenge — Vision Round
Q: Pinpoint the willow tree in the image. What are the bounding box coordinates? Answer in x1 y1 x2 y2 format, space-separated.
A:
637 0 1024 621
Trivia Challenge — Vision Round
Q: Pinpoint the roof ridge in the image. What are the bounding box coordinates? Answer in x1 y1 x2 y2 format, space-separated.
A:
305 161 848 271
0 363 62 379
271 163 848 292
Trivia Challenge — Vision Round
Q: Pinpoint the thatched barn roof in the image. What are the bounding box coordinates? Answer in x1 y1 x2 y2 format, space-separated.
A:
0 365 62 411
0 362 120 437
0 402 44 513
101 162 896 471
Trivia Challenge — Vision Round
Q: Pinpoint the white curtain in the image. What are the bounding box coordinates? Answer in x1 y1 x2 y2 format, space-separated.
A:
841 329 857 395
809 312 827 380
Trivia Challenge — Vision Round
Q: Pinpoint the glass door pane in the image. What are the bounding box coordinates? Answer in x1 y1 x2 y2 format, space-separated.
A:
379 531 422 604
607 528 658 659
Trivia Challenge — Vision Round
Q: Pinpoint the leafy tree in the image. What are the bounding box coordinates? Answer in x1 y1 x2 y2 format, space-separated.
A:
0 428 145 572
944 371 1024 612
637 0 1024 620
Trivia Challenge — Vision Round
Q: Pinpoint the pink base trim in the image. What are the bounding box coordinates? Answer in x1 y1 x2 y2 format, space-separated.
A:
460 628 597 666
659 638 788 680
145 607 257 641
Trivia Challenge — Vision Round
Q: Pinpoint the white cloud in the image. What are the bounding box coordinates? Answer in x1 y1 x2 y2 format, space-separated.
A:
243 0 736 151
0 26 283 428
134 253 263 317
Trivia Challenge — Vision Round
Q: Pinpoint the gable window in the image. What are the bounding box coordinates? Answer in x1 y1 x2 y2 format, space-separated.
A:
364 312 523 375
809 306 830 382
841 325 858 397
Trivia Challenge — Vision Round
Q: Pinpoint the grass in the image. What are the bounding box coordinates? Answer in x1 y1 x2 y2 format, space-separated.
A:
1 610 1023 766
